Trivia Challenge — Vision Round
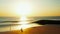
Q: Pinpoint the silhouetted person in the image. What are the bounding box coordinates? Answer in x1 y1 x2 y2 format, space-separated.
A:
21 28 23 32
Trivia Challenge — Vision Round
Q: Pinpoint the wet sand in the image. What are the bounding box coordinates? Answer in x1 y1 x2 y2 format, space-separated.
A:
0 25 60 34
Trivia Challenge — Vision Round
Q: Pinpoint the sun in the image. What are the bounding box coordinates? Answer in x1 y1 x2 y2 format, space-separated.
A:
16 2 32 16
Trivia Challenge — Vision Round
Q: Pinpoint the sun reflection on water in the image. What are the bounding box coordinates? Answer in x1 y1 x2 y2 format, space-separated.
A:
18 16 30 24
12 16 42 30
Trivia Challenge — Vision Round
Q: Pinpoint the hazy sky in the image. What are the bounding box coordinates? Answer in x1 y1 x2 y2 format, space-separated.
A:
0 0 60 17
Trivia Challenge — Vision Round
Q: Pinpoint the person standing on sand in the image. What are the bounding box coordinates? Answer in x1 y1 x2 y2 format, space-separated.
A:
21 28 23 32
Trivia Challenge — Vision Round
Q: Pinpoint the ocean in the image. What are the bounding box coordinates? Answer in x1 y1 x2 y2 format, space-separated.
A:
0 16 60 32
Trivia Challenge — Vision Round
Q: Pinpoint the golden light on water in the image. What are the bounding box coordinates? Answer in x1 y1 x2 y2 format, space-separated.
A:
20 16 27 21
13 16 41 30
18 16 29 24
15 23 41 30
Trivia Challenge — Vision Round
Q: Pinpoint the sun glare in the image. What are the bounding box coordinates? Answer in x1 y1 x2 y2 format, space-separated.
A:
16 2 32 16
18 16 29 24
17 16 31 30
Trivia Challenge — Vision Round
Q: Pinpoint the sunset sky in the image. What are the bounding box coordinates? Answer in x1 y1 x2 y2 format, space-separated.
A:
0 0 60 34
0 0 60 17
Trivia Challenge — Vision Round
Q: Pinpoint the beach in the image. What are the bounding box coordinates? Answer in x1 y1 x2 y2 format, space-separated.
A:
0 25 60 34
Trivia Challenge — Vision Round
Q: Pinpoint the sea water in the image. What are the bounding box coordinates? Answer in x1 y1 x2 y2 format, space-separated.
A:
0 16 60 32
